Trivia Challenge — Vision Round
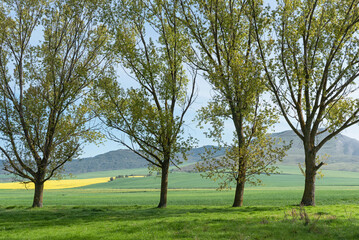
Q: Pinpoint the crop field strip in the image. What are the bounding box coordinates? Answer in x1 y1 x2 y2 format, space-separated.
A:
1 165 359 190
0 177 111 190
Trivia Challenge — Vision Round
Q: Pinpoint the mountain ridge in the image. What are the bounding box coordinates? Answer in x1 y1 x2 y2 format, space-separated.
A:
1 130 359 174
63 130 359 173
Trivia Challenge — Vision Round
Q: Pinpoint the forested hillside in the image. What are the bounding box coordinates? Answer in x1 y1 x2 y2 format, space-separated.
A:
63 146 226 174
273 130 359 171
58 131 359 174
1 130 358 175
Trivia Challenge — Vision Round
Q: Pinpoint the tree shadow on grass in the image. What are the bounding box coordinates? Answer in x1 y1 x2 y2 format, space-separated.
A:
0 205 284 229
5 206 356 240
0 205 356 226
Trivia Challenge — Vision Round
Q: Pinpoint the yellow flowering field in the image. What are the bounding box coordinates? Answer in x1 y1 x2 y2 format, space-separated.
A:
0 177 110 190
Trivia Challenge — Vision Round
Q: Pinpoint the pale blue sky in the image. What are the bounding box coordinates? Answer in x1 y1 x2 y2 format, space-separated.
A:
3 0 359 159
81 64 359 158
79 0 359 158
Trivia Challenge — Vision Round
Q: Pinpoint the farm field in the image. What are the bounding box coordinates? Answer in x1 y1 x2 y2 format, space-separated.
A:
0 178 110 190
0 165 359 239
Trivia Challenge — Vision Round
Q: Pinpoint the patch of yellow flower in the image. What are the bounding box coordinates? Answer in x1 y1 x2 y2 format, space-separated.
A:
127 175 145 178
0 177 110 190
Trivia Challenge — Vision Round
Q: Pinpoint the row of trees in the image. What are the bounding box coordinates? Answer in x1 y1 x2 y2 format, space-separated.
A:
1 0 359 208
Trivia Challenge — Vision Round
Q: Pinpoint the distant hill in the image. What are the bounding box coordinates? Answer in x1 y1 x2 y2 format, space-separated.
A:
2 130 359 175
64 149 147 174
64 130 359 174
273 130 359 171
64 146 226 174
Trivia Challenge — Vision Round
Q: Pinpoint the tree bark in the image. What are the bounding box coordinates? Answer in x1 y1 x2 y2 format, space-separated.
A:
157 161 169 208
232 179 245 207
300 145 317 206
32 181 44 208
232 110 246 207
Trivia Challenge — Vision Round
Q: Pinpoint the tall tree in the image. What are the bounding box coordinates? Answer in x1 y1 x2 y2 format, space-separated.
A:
0 0 109 207
181 0 289 207
95 0 196 208
252 0 359 206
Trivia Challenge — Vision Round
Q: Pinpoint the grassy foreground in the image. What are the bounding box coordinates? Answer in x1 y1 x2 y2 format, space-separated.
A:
1 204 359 239
0 166 359 239
1 187 359 239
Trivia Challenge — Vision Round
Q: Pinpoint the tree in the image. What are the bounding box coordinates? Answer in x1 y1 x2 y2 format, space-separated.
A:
0 0 109 207
195 105 290 195
95 0 196 208
181 0 289 207
252 0 359 206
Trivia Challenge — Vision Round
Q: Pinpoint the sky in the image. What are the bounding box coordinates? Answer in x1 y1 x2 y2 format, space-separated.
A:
81 73 221 158
3 0 359 159
78 0 359 158
80 70 359 158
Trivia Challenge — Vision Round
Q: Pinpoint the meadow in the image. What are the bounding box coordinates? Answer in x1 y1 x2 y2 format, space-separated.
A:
0 165 359 239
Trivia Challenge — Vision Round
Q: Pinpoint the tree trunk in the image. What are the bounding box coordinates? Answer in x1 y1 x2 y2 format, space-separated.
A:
231 110 246 207
300 148 317 206
232 179 245 207
32 181 44 208
157 162 169 208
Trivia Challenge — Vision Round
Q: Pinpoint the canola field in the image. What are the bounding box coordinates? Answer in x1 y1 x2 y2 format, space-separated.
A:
0 177 111 190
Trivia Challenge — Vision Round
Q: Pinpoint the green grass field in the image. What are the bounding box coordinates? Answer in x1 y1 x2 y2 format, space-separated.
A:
1 205 359 240
1 165 359 239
